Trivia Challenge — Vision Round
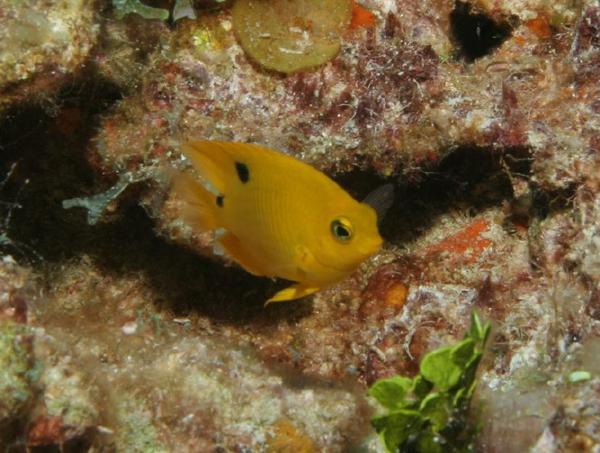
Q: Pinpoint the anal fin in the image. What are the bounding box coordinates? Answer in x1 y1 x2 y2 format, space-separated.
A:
265 283 320 305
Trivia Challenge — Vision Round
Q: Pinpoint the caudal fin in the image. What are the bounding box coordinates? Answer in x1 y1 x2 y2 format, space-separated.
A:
171 170 220 231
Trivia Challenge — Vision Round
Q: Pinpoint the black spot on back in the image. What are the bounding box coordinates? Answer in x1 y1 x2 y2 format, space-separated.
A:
216 195 224 207
235 161 250 183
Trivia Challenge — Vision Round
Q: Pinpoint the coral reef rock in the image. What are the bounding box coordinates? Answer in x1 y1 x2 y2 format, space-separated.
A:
0 0 599 451
0 0 100 115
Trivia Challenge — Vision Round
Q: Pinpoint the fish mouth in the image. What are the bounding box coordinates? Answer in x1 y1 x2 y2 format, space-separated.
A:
361 236 383 255
312 253 356 275
312 240 382 275
317 260 357 275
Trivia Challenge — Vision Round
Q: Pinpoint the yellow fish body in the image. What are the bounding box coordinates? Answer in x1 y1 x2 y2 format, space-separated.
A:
172 141 383 304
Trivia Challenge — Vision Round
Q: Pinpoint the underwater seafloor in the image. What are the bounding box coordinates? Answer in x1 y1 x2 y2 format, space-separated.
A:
1 0 599 451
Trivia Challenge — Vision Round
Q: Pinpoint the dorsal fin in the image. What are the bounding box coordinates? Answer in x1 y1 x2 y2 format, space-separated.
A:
180 141 235 195
363 183 395 225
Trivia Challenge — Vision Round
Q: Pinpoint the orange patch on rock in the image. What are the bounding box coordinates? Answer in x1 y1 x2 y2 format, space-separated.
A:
525 16 552 39
425 218 493 263
268 419 316 453
27 416 64 446
350 0 376 29
514 34 526 46
385 282 408 307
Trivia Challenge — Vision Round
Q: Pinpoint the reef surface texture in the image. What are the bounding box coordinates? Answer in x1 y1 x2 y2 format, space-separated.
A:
0 0 599 451
0 0 99 115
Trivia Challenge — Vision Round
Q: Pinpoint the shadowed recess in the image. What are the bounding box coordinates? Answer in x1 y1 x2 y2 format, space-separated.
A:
0 76 122 262
311 146 534 248
450 0 514 61
381 146 532 245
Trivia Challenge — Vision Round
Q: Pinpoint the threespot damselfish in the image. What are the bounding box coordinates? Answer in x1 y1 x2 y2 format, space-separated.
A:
171 141 389 304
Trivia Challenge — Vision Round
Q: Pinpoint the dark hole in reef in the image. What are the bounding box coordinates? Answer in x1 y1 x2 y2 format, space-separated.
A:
192 0 234 11
0 75 123 263
450 0 514 61
324 146 533 246
381 146 532 245
529 184 577 218
1 418 28 452
27 447 61 453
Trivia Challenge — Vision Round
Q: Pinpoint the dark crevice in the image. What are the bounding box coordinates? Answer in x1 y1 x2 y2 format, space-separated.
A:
450 1 515 61
377 146 532 245
529 184 578 219
0 76 123 263
504 182 578 236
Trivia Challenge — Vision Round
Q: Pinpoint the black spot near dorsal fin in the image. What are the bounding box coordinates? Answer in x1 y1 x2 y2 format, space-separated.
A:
216 194 224 207
235 161 250 183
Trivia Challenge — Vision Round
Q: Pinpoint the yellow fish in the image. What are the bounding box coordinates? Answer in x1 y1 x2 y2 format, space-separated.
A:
172 141 383 304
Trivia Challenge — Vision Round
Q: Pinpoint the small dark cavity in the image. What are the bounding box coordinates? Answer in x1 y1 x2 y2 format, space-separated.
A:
450 1 514 61
363 183 395 225
235 161 249 183
586 284 600 320
529 184 577 220
383 146 526 244
383 12 401 39
216 194 224 207
193 0 234 10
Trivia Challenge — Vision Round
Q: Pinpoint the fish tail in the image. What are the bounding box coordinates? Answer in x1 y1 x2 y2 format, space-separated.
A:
171 170 220 231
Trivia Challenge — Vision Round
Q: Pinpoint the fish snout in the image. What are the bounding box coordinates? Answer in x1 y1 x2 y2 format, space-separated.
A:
360 235 383 256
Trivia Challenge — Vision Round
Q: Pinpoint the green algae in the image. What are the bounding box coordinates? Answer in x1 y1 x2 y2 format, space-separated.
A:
112 0 169 21
43 361 99 428
115 399 169 452
568 370 592 383
0 321 34 423
369 312 491 453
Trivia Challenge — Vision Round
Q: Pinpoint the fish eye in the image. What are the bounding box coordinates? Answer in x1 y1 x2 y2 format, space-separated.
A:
331 218 353 242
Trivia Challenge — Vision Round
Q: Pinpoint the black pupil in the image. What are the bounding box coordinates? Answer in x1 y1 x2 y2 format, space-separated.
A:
336 224 349 238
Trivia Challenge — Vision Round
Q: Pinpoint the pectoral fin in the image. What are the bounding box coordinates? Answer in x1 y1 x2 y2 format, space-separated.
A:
218 231 265 276
265 283 320 306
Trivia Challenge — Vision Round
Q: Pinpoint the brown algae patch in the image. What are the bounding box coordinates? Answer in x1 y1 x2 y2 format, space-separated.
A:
232 0 352 74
